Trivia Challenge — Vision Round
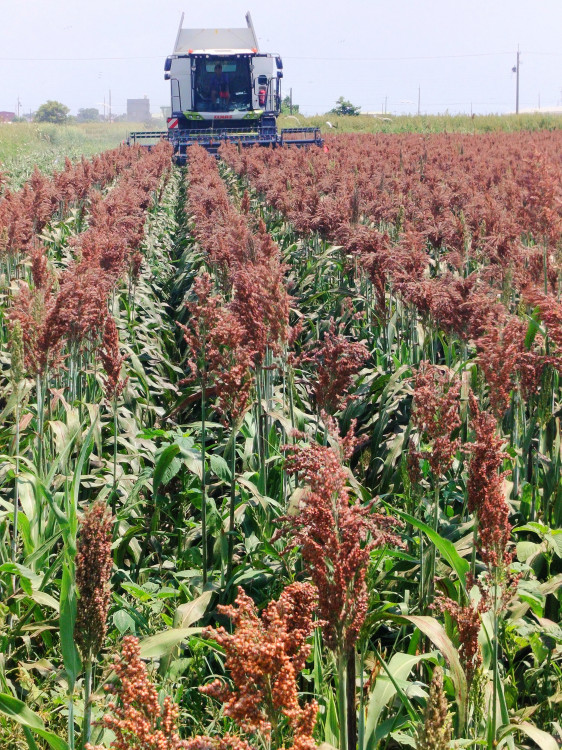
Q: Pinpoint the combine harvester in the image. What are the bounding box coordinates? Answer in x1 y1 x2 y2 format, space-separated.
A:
129 12 322 160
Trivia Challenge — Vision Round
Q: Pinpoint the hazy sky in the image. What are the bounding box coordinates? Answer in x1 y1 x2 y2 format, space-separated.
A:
1 0 561 117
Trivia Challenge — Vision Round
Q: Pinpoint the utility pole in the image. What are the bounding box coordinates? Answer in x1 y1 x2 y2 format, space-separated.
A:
512 46 520 114
289 88 292 115
16 96 21 117
417 85 421 115
384 95 387 114
109 89 112 122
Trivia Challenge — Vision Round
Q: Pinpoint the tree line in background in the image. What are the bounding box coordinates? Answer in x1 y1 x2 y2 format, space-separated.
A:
18 101 122 124
16 96 362 123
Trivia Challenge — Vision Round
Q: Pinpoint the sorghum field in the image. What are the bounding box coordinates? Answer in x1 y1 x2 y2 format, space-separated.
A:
1 123 561 750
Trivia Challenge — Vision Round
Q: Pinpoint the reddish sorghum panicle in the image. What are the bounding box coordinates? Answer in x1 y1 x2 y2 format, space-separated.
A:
99 316 127 401
304 319 369 415
75 501 114 660
230 256 290 366
42 265 110 351
180 275 254 428
518 148 562 245
207 308 255 429
86 636 191 750
427 272 499 342
130 251 143 282
476 314 546 418
179 272 222 390
183 737 254 750
435 596 484 688
201 583 318 750
279 435 402 654
8 282 61 376
410 362 461 477
30 244 52 290
406 435 422 487
523 289 562 359
415 666 452 750
467 393 512 572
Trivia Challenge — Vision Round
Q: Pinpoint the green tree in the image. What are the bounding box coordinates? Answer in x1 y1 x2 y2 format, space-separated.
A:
34 100 70 124
77 107 100 122
281 95 299 114
330 96 361 116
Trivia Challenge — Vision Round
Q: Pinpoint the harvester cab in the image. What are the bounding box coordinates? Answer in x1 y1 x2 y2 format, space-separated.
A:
128 12 322 160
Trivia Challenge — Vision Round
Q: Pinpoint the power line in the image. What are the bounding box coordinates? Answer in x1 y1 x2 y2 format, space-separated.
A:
285 51 516 62
0 49 560 63
523 50 562 57
0 55 164 61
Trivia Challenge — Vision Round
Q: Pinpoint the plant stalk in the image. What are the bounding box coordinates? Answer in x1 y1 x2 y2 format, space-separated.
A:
112 398 118 495
226 428 238 582
68 692 75 750
36 373 45 477
490 573 499 749
358 647 365 750
337 651 348 750
11 386 20 567
346 648 357 750
201 383 207 584
82 658 93 748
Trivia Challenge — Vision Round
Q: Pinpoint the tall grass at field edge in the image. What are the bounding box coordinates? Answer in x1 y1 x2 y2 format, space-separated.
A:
279 111 562 134
0 121 165 187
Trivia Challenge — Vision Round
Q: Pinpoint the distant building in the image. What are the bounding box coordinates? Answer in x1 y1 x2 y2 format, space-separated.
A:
127 97 150 122
0 111 16 122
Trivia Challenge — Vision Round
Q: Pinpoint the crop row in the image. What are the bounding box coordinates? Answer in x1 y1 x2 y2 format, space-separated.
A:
0 134 561 750
0 145 147 280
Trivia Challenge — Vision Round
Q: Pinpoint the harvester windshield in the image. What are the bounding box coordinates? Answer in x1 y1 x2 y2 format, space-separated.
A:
193 57 252 112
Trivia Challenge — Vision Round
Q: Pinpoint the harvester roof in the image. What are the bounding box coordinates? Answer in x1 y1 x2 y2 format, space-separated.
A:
173 12 259 55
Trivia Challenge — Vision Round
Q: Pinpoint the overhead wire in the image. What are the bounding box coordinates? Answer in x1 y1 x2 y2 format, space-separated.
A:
0 49 560 62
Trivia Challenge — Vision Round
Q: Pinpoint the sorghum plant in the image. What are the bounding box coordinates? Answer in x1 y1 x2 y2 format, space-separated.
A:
208 308 255 431
304 318 368 421
410 362 461 479
476 314 545 419
436 596 483 691
99 315 127 497
99 316 127 403
75 500 114 746
6 321 25 637
467 393 511 574
279 431 401 750
230 255 290 367
435 595 486 731
201 582 318 750
415 666 452 750
9 280 61 476
180 272 223 584
86 636 191 750
207 308 255 581
467 393 514 746
410 362 461 604
8 321 24 561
